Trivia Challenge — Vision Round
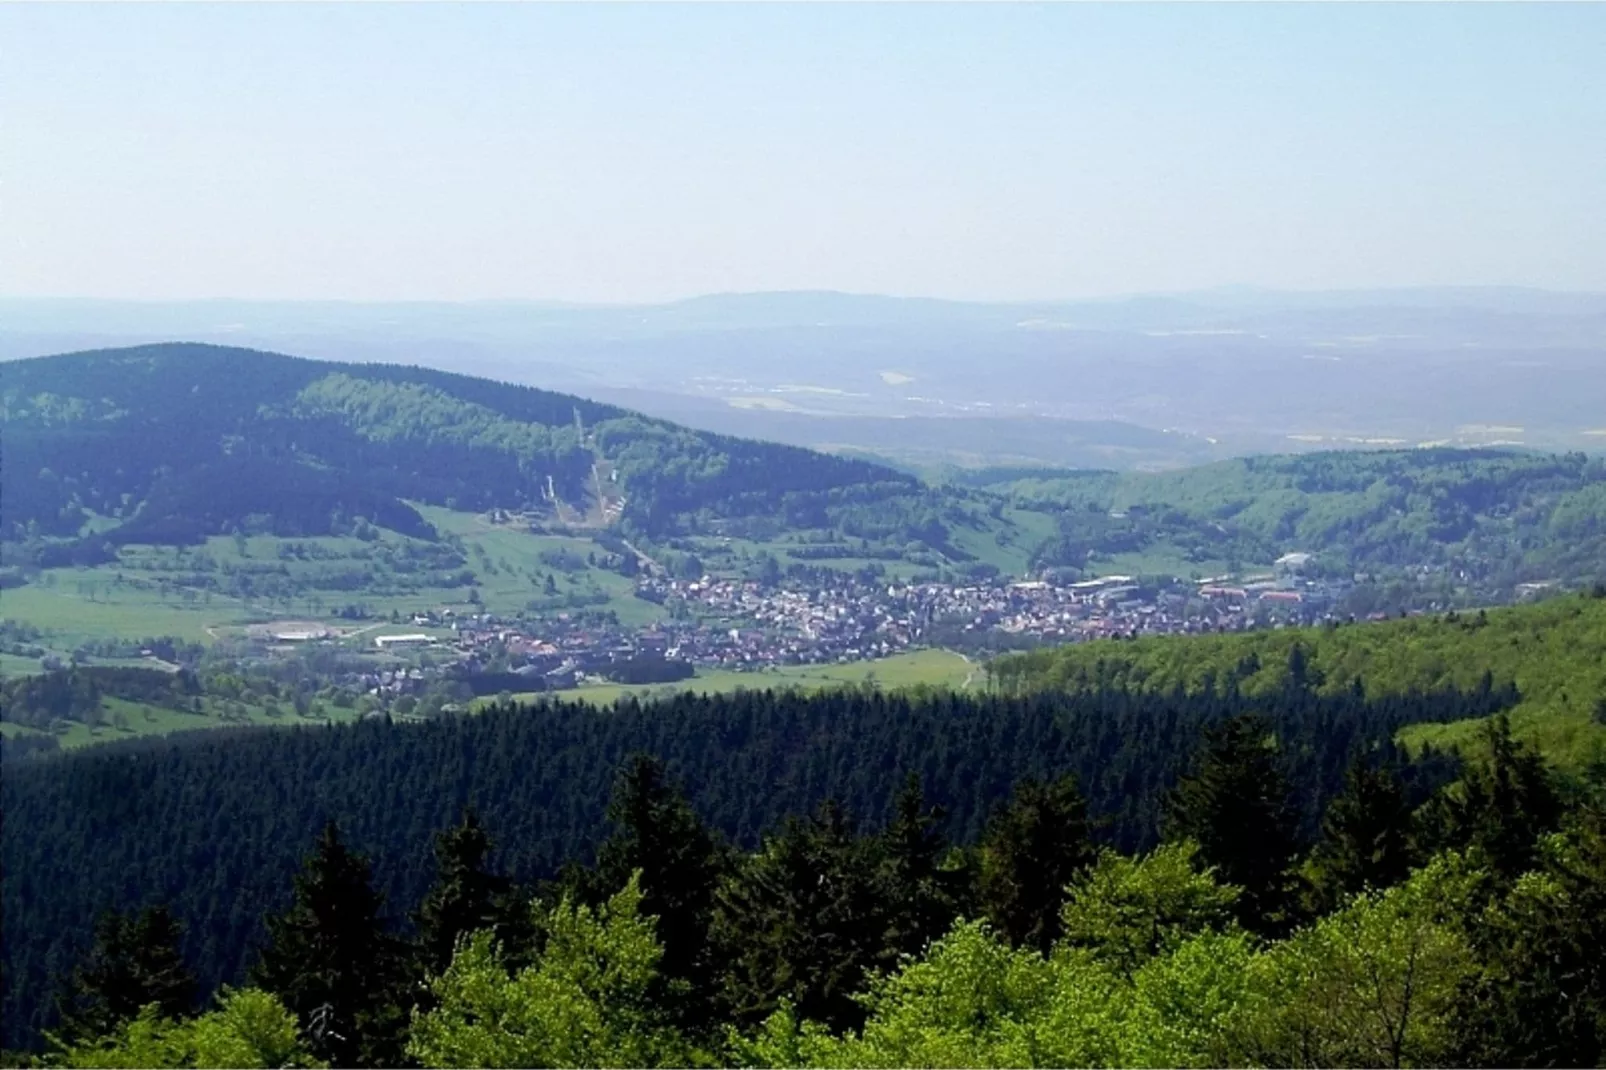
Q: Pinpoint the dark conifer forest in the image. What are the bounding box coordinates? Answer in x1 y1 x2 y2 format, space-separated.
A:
1 671 1507 1056
5 691 1605 1067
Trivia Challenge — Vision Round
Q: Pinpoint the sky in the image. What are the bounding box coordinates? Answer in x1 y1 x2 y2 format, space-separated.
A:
3 3 1604 304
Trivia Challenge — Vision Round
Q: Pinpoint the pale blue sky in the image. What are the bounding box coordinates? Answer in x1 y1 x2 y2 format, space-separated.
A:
3 3 1603 303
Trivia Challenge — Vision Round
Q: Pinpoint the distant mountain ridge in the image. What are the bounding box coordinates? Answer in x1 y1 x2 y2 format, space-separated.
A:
4 288 1602 465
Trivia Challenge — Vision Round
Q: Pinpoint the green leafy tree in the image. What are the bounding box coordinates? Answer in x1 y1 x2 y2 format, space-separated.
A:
1167 714 1302 934
758 919 1119 1069
407 874 694 1068
742 913 1257 1069
250 822 409 1068
1454 806 1606 1067
52 988 322 1069
977 775 1095 953
1117 928 1260 1067
1058 841 1240 978
1226 853 1479 1069
56 906 195 1043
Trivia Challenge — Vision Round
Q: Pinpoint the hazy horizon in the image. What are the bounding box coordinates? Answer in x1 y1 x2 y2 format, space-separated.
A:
8 282 1606 309
5 3 1604 304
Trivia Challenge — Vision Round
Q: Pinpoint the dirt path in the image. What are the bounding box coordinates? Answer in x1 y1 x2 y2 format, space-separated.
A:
956 650 983 690
620 538 662 576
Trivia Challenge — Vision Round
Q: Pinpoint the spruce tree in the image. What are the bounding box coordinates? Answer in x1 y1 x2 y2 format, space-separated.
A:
251 821 409 1068
1418 712 1562 883
56 905 195 1042
415 809 528 977
976 774 1094 954
1166 714 1302 934
711 800 889 1032
1306 757 1417 912
586 755 726 1022
1284 641 1319 699
878 774 965 958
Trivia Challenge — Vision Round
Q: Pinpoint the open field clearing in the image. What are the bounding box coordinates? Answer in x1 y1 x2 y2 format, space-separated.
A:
0 695 364 751
474 647 976 708
0 583 229 645
2 508 669 647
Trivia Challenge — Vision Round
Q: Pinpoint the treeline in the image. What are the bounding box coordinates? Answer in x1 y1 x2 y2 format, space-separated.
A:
594 419 992 559
20 711 1606 1068
0 644 404 747
988 591 1606 767
600 655 697 686
105 457 439 546
0 677 1496 1051
0 667 200 731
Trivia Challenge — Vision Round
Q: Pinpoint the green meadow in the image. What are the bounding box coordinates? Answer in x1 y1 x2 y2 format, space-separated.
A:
0 694 364 752
2 507 671 650
474 647 977 709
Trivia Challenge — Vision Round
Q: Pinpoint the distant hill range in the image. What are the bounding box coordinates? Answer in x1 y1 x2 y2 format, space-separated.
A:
4 287 1603 465
3 342 1605 595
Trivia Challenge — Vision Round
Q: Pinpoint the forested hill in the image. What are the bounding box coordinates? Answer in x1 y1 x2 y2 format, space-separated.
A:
959 448 1606 587
990 590 1606 769
0 343 920 552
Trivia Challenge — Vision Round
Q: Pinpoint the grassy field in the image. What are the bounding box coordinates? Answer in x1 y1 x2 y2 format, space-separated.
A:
474 648 978 709
679 533 917 582
947 507 1058 577
416 505 665 626
1 651 52 679
1085 543 1263 582
0 583 228 645
2 508 670 649
0 694 365 751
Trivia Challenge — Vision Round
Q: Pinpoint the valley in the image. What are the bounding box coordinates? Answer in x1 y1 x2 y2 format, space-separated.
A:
3 343 1605 763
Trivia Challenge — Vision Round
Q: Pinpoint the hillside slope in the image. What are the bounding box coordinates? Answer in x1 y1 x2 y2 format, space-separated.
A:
967 449 1606 589
1 343 951 554
991 591 1606 769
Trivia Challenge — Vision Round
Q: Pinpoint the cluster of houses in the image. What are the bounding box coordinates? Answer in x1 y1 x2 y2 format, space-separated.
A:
414 558 1346 687
642 558 1350 652
271 551 1364 700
